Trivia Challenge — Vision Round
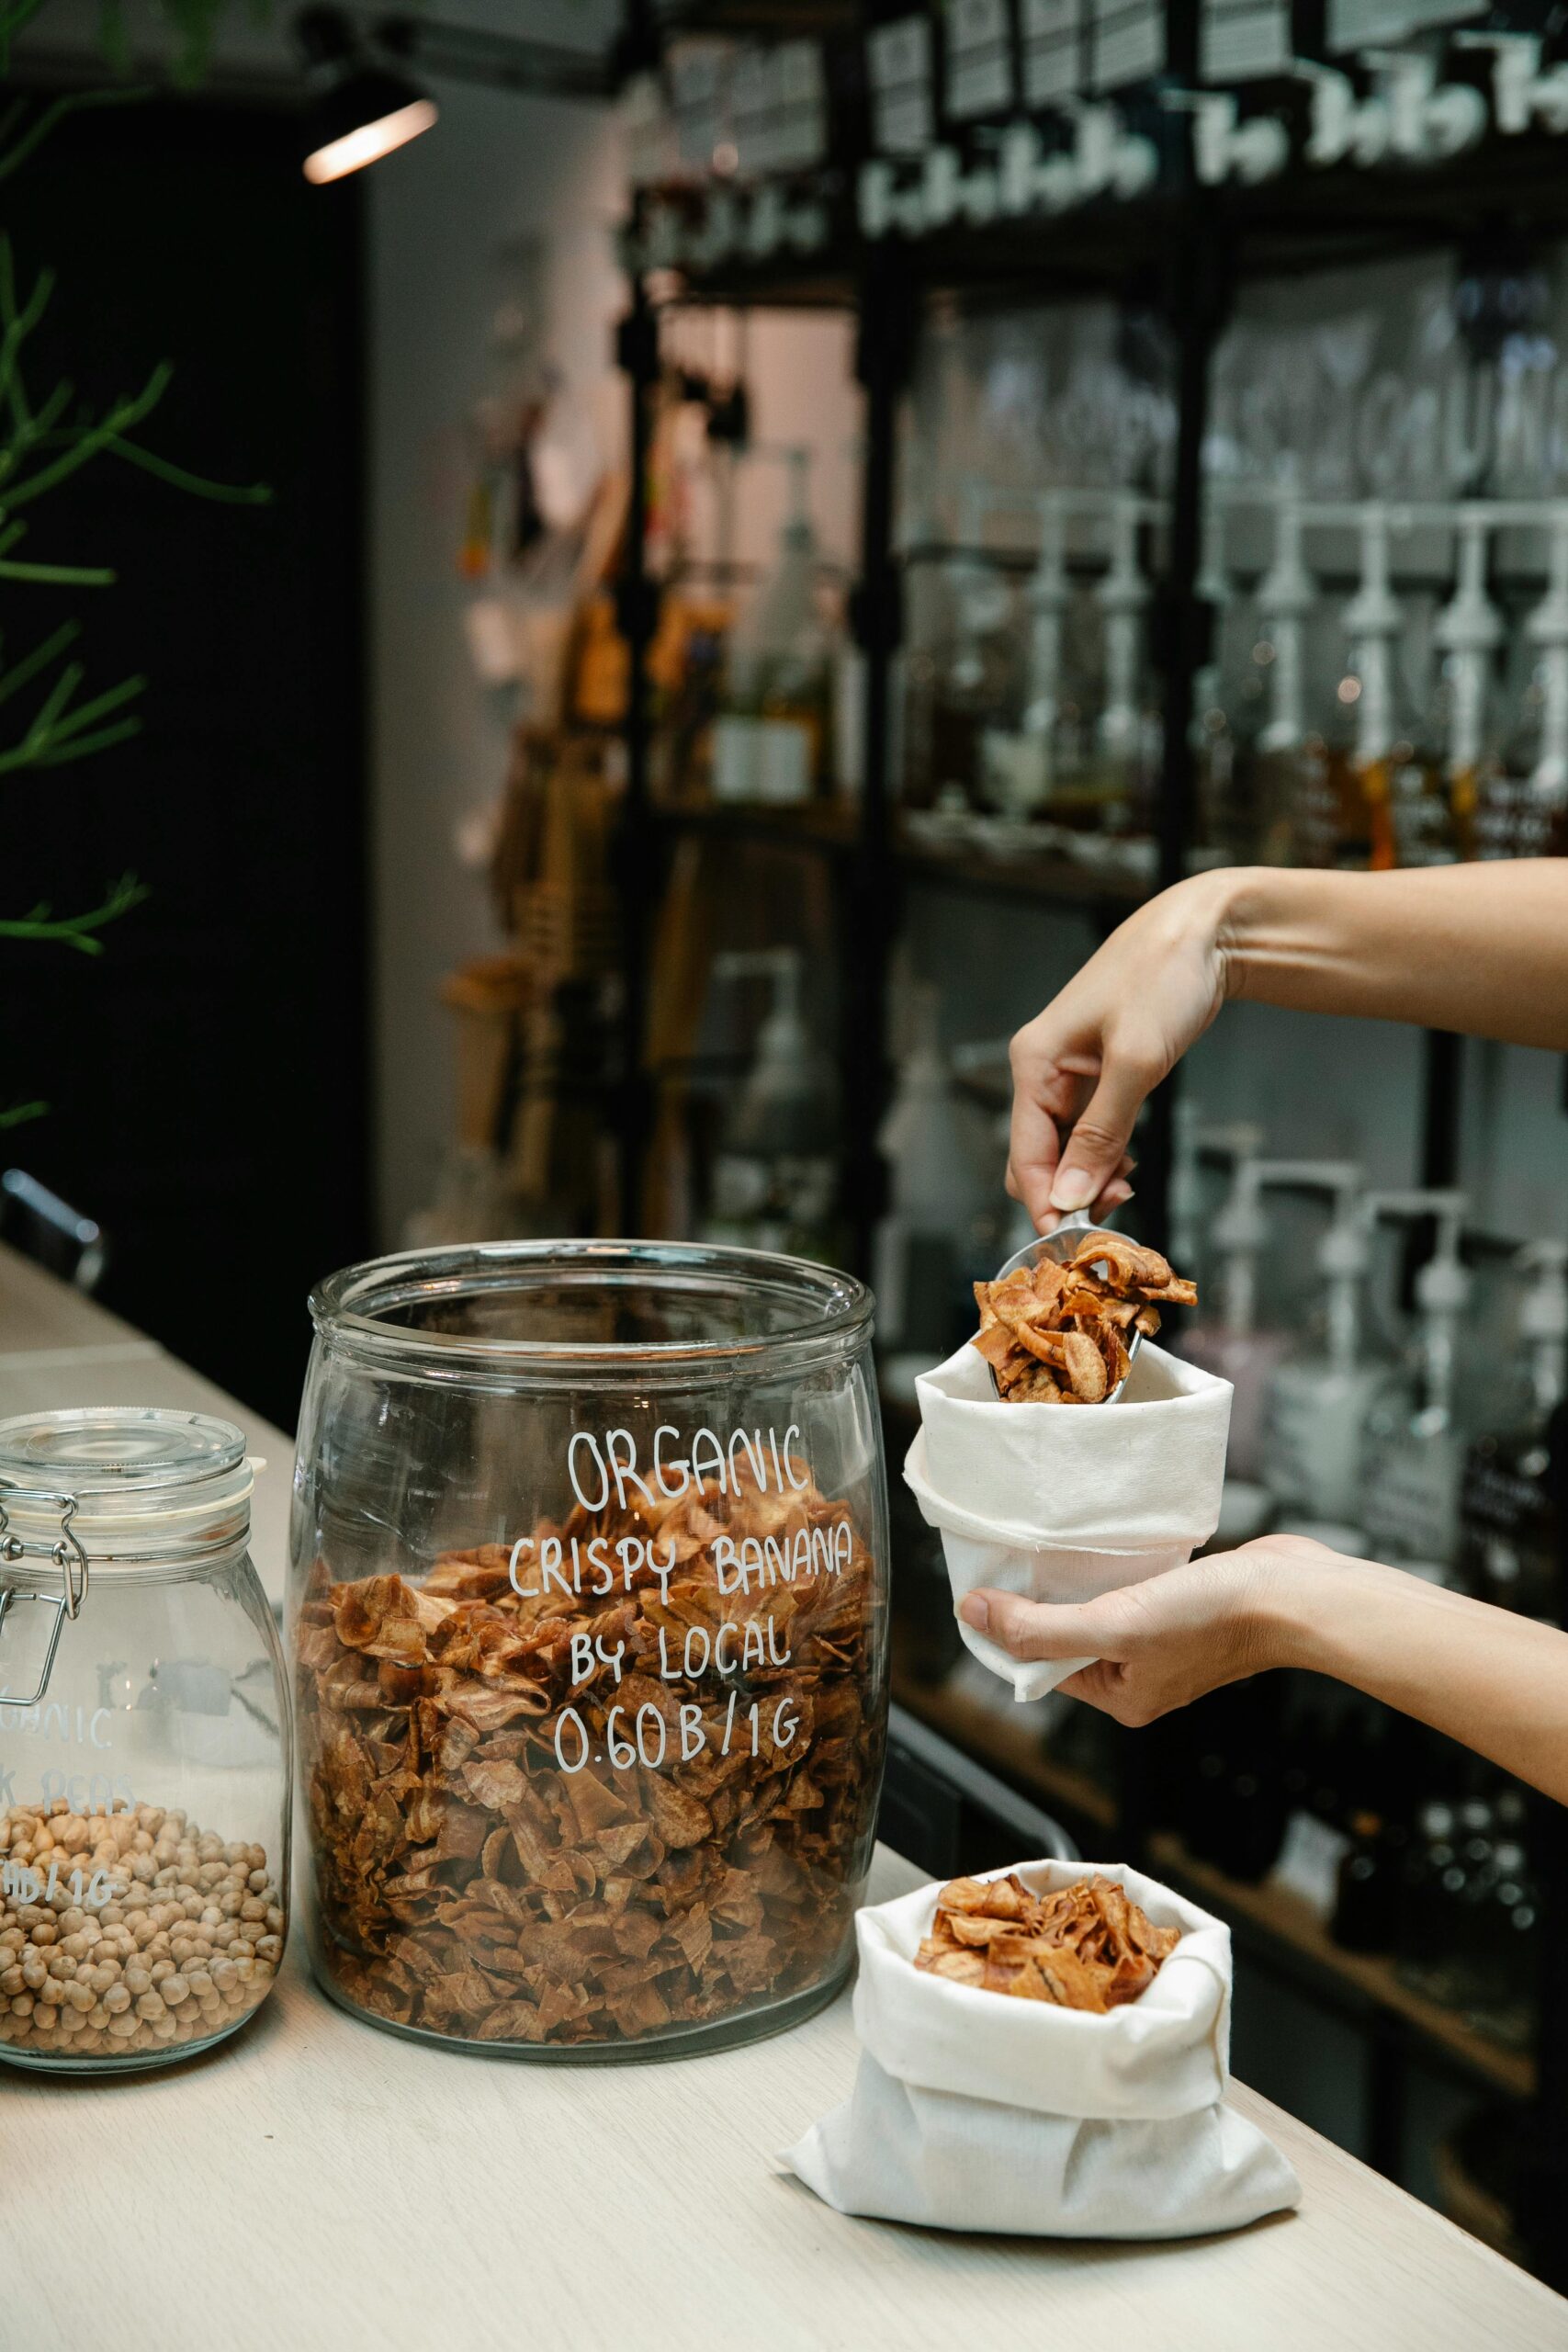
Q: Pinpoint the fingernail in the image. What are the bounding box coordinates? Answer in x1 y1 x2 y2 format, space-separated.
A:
959 1594 989 1633
1050 1166 1095 1212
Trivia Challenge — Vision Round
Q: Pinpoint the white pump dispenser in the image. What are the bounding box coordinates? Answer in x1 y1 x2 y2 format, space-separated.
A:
1456 1236 1567 1618
1345 503 1402 772
1097 492 1149 767
1358 1189 1472 1572
1526 506 1568 814
1168 1106 1265 1304
1259 1165 1382 1521
1176 1145 1291 1480
1518 1237 1568 1418
1257 483 1314 756
1435 510 1503 781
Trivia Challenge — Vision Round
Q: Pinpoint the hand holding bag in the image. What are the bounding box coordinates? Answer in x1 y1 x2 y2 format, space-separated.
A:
906 1339 1234 1700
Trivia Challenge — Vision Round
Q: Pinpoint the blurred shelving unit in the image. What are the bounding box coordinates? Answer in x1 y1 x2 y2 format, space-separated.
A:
613 0 1568 2274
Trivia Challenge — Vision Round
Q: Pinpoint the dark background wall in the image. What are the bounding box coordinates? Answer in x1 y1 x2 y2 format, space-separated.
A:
2 95 371 1427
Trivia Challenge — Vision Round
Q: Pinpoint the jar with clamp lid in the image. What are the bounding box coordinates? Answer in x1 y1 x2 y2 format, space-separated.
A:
0 1408 289 2074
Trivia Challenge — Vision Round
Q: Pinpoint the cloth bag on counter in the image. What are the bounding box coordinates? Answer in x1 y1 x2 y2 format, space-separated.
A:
784 1860 1300 2240
905 1338 1232 1701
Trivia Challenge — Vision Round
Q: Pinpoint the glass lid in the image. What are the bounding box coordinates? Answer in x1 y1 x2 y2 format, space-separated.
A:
0 1408 254 1565
0 1408 246 1490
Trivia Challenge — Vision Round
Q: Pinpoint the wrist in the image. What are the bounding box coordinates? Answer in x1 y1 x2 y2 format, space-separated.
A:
1207 865 1299 1006
1245 1538 1357 1674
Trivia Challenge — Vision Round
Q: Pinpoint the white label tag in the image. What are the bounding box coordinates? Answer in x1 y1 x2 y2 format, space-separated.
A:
1325 0 1412 51
1200 0 1293 79
1091 0 1165 90
947 0 1015 118
1271 1811 1353 1922
868 16 936 153
1023 0 1084 101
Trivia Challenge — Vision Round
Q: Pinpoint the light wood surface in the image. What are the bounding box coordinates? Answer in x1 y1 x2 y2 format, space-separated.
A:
0 1241 293 1607
3 1846 1562 2352
4 1248 1562 2346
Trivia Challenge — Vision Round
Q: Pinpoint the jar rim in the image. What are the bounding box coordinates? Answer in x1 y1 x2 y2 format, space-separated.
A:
0 1408 254 1566
310 1238 874 1374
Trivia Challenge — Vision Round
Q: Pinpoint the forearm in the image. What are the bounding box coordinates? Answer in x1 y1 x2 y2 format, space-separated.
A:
1264 1555 1568 1805
1215 862 1568 1052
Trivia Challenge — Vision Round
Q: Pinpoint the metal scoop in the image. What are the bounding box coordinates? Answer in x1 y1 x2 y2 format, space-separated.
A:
985 1212 1145 1404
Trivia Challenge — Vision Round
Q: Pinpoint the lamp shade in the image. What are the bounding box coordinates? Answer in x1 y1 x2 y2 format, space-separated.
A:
303 64 436 183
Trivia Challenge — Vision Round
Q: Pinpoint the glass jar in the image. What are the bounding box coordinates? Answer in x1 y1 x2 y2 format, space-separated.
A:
290 1240 889 2060
0 1408 290 2073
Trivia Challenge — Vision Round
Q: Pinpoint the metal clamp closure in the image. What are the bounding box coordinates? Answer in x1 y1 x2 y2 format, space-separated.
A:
0 1486 88 1708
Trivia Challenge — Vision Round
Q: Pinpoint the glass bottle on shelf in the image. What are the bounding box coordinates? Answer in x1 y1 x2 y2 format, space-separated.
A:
1091 491 1156 842
1464 1837 1540 2051
1339 503 1404 872
1397 1798 1463 2006
1404 508 1503 865
1458 1239 1565 1623
1332 1809 1402 1954
920 481 1019 812
978 490 1065 825
1250 485 1318 865
1498 503 1568 858
714 447 834 807
1192 492 1264 862
702 948 840 1261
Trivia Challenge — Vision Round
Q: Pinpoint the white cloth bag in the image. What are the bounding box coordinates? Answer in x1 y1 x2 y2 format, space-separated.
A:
905 1337 1233 1700
784 1860 1301 2240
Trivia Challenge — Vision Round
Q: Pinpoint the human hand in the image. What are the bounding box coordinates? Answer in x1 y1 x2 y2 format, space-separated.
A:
1007 871 1236 1230
957 1537 1345 1725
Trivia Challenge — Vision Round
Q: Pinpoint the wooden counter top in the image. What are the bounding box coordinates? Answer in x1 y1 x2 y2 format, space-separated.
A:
5 1846 1564 2352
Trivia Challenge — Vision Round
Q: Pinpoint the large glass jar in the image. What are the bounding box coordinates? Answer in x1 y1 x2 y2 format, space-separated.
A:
290 1240 889 2059
0 1408 290 2074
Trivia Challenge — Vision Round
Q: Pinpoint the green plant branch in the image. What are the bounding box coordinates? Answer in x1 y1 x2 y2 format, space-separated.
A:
0 553 115 582
0 618 79 705
0 873 149 953
0 81 149 184
3 359 170 503
0 661 145 772
0 0 51 74
0 243 271 510
0 11 275 1116
104 433 271 503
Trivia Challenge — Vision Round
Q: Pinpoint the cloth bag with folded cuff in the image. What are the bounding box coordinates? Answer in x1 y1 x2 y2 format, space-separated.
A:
905 1337 1233 1701
784 1860 1301 2239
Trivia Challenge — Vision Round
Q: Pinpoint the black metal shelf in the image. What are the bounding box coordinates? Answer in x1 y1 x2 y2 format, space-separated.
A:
643 126 1568 313
616 76 1568 2274
649 795 1156 911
